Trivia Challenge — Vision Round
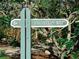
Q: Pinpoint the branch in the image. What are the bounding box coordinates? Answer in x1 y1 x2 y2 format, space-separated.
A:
0 11 6 16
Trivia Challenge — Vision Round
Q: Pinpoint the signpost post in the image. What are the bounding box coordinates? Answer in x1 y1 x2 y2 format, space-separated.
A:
10 8 69 59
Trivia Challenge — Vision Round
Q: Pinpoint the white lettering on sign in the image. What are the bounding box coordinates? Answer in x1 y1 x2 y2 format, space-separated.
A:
11 19 69 28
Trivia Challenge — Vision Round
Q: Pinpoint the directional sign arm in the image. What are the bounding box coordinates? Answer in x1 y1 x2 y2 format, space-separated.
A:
11 19 69 28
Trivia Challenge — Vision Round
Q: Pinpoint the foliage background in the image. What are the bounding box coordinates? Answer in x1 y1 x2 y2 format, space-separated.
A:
0 0 79 59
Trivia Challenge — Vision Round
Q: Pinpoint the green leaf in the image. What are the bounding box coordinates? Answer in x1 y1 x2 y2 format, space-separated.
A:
57 38 67 44
71 52 78 59
65 40 74 50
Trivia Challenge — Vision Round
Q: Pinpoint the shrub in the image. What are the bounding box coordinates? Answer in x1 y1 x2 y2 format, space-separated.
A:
0 49 5 57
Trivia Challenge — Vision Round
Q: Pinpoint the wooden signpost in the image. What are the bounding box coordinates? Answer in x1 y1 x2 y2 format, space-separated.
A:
10 8 69 59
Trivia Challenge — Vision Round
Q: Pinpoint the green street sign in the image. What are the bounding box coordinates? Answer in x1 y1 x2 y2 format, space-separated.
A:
10 8 69 59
